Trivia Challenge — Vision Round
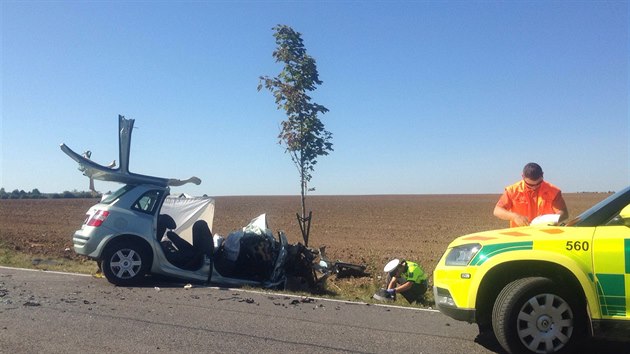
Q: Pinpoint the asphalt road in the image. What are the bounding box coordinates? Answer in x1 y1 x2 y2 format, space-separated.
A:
1 267 628 354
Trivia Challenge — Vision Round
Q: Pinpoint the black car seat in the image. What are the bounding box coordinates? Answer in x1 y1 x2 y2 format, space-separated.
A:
181 220 213 271
192 220 213 260
157 214 190 267
157 214 176 240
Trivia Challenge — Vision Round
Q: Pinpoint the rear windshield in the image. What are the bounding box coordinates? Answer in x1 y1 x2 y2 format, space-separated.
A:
101 185 136 204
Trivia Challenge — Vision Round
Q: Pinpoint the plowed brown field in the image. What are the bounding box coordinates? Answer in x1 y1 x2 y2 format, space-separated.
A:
0 193 609 278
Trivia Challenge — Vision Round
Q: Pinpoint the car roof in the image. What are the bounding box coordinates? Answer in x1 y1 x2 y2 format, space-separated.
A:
60 115 200 188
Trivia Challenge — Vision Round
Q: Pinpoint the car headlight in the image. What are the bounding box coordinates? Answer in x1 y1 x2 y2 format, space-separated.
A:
445 243 481 266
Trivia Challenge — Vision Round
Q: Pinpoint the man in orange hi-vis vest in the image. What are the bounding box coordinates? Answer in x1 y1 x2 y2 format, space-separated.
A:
494 162 568 228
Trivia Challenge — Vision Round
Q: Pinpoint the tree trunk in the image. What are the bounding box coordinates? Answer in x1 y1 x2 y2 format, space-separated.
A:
298 166 311 246
296 211 312 247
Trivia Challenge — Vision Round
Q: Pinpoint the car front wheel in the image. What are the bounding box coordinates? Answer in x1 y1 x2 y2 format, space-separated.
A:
101 240 151 286
492 277 585 354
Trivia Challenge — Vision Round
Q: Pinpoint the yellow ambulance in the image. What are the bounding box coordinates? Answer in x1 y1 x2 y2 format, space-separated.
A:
433 187 630 354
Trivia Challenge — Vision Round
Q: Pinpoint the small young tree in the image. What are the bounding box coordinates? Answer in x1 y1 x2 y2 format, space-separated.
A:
258 25 333 247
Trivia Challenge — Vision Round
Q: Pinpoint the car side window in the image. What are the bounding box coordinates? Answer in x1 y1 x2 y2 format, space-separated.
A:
132 190 163 214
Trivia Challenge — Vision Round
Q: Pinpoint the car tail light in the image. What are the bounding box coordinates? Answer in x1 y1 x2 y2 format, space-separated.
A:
86 210 110 227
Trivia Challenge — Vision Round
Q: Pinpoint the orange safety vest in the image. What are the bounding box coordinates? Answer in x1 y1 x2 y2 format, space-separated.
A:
498 180 562 228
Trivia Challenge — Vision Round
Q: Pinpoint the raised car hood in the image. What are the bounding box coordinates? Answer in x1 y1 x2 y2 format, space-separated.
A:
60 115 201 187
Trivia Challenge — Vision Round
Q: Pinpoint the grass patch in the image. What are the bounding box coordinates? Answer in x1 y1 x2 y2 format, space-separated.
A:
321 274 435 308
0 246 97 275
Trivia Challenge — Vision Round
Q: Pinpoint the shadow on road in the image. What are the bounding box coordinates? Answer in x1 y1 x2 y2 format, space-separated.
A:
585 339 630 353
473 332 506 353
473 331 629 354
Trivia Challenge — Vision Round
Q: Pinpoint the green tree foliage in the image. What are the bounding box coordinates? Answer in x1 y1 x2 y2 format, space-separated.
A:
258 25 333 246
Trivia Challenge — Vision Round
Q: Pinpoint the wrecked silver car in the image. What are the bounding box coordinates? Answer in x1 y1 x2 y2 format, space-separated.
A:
61 115 321 288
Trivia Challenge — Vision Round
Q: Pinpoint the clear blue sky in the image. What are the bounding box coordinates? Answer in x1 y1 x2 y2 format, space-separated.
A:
2 1 628 196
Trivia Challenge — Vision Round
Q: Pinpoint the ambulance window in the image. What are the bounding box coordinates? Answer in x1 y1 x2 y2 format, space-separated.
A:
607 204 630 226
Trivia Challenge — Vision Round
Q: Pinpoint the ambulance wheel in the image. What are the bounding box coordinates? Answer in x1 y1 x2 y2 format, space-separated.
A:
492 277 586 354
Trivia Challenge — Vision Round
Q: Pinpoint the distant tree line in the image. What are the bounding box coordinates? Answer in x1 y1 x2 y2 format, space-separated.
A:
0 188 99 199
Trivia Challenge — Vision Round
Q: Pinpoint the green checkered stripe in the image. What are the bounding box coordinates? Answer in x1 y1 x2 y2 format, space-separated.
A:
595 239 630 317
469 241 533 266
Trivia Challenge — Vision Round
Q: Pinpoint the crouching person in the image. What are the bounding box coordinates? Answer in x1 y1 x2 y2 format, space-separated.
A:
374 259 428 304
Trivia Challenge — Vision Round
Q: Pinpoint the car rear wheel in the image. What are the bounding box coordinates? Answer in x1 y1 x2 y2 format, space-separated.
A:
102 240 151 286
492 277 585 354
